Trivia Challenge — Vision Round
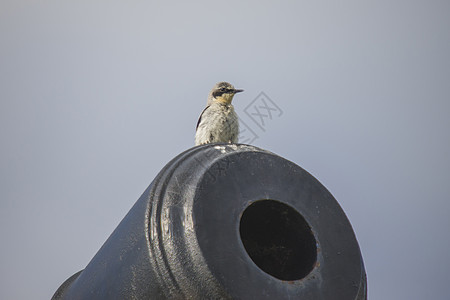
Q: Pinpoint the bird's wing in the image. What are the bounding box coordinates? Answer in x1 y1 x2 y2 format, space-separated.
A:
196 106 210 131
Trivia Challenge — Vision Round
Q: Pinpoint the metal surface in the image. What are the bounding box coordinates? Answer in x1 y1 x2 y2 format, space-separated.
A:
52 144 367 299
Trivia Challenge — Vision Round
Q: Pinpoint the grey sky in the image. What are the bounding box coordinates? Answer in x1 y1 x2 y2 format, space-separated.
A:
1 1 449 299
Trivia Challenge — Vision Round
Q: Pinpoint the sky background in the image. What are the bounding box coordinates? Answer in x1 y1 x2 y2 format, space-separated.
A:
1 1 449 299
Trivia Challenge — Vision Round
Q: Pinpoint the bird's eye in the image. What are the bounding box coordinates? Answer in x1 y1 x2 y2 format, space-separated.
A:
220 87 226 92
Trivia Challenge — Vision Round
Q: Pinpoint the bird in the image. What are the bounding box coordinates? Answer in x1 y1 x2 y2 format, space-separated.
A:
195 82 244 146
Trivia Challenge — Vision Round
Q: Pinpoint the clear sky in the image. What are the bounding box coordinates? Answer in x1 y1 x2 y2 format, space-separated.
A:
1 1 449 299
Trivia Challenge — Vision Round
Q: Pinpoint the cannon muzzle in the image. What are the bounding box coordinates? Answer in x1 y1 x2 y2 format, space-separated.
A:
53 144 367 299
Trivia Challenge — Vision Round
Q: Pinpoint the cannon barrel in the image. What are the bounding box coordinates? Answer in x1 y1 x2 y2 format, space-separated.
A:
52 144 367 299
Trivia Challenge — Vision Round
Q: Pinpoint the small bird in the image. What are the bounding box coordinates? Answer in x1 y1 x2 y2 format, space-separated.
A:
195 82 244 145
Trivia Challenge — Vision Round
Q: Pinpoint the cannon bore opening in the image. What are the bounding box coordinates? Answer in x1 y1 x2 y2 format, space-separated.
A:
239 200 317 281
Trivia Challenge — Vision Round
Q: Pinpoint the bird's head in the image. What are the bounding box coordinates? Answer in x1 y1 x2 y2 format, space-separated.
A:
208 82 244 105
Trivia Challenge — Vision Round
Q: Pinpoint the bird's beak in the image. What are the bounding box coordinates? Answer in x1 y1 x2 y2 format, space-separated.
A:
233 89 244 94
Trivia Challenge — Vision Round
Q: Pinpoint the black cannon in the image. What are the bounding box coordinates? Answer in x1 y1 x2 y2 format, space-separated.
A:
52 144 367 299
